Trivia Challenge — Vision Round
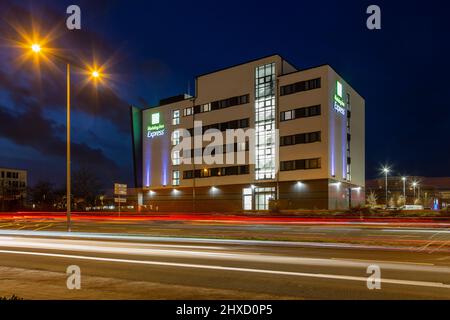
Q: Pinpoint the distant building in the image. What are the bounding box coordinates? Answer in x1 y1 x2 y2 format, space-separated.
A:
0 167 27 210
131 54 365 212
366 176 450 209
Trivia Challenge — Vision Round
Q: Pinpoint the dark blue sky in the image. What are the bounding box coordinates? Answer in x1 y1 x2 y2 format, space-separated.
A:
0 0 449 187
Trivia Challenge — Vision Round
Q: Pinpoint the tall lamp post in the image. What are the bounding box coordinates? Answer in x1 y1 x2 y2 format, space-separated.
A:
30 42 102 232
382 167 390 208
401 176 407 205
412 181 418 203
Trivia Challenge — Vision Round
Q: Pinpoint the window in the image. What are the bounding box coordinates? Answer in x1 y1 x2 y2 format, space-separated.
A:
237 142 247 152
195 94 249 114
280 131 321 147
172 130 180 146
172 110 180 125
280 105 321 122
280 78 321 96
172 150 180 165
200 103 211 113
183 107 193 116
183 165 249 179
187 118 250 136
280 158 321 171
172 170 180 186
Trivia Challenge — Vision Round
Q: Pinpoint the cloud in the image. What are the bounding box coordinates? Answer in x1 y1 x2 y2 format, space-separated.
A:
0 104 124 185
0 0 131 132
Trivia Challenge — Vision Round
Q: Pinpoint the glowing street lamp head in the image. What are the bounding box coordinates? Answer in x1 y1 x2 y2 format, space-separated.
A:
382 167 390 174
91 70 100 78
31 43 41 53
402 177 406 181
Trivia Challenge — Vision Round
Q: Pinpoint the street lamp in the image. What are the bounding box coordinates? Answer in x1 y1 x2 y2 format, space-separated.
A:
28 39 104 232
31 43 41 53
412 181 418 201
382 167 390 208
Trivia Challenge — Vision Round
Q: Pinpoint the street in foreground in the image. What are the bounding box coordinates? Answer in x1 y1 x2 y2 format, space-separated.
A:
0 214 450 299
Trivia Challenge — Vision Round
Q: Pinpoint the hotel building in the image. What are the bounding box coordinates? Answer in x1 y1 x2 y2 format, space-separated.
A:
131 54 365 211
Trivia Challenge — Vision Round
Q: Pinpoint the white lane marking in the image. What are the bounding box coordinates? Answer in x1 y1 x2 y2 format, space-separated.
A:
382 229 450 234
331 258 434 266
0 249 449 289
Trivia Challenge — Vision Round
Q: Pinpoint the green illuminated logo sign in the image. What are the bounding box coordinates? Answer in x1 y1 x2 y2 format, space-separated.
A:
333 81 346 115
147 112 165 138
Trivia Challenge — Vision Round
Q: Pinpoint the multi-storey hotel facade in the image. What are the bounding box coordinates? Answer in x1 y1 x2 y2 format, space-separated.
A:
131 54 365 212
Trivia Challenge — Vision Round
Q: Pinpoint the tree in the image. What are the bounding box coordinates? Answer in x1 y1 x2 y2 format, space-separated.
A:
72 168 103 210
367 191 378 207
30 181 56 210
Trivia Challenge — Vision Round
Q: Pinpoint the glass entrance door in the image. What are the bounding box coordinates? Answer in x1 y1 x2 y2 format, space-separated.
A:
242 188 253 210
255 187 275 210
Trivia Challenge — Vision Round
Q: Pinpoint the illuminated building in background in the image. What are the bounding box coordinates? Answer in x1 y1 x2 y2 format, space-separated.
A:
131 54 365 211
0 167 27 211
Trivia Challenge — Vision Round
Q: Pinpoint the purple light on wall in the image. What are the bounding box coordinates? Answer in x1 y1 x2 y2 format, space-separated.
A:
330 110 335 177
145 145 151 187
342 117 346 179
162 145 169 186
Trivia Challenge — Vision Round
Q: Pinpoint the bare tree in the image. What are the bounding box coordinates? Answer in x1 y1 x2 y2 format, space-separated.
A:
367 191 378 207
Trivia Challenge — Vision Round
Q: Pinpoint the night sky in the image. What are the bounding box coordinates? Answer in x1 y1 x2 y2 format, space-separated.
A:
0 0 449 188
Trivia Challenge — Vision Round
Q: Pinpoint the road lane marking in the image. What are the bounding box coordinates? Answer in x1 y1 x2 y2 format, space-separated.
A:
331 258 434 266
0 249 449 289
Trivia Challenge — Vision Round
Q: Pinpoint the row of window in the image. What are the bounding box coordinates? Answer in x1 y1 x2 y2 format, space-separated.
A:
183 165 250 179
172 142 249 165
194 94 249 114
280 131 321 147
186 118 250 136
0 180 26 188
280 158 321 171
0 171 20 179
280 105 321 121
280 78 321 96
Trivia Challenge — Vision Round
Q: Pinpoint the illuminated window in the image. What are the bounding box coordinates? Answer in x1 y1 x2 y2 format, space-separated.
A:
172 170 180 186
172 110 180 125
172 150 180 165
255 63 276 180
201 103 211 113
172 130 180 146
183 107 193 116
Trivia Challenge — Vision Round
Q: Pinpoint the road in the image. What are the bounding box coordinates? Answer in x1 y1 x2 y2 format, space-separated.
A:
1 213 450 251
1 230 450 299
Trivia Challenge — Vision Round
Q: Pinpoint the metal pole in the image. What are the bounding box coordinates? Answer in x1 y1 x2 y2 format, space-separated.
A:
403 178 406 204
385 172 388 208
66 63 72 232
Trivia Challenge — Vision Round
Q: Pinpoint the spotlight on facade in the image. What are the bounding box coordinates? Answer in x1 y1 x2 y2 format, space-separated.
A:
296 181 304 188
211 186 218 192
250 184 256 189
149 190 155 196
172 189 180 195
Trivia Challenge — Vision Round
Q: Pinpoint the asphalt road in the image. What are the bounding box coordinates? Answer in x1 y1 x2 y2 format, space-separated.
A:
1 231 450 299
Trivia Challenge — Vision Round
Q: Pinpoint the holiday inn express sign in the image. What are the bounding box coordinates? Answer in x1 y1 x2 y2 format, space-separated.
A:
147 112 165 138
333 81 346 115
